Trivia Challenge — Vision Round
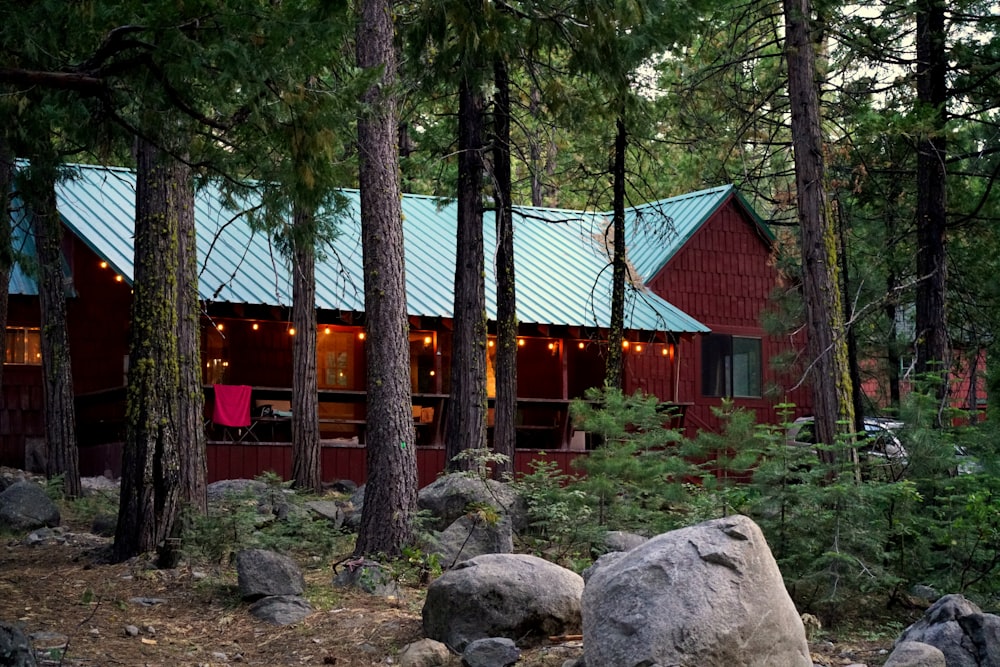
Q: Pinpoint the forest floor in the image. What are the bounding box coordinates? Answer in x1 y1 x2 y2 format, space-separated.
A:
0 482 915 666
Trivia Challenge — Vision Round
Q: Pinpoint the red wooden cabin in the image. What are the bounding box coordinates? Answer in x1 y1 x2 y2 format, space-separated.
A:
3 164 811 485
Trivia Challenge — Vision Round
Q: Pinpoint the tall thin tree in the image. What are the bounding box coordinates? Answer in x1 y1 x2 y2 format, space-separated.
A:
446 68 489 470
291 201 322 493
492 57 517 479
114 139 186 564
783 0 856 457
914 0 949 407
23 160 81 498
354 0 419 557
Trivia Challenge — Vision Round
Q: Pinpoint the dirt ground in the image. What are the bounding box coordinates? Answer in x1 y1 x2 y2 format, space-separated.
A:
0 509 902 666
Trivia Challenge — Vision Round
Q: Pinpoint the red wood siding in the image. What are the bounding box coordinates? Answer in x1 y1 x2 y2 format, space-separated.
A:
67 236 133 394
646 198 812 433
0 365 44 468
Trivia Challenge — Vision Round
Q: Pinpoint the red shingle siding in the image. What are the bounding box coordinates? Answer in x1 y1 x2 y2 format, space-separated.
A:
647 198 811 434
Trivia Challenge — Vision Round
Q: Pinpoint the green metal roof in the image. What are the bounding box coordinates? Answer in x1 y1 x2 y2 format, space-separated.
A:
620 184 775 282
10 163 712 334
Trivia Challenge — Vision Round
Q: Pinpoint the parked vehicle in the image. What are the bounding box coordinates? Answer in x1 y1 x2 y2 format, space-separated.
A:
786 416 907 481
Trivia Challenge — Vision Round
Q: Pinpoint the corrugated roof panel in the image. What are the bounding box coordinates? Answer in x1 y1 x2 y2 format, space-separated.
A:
621 185 734 280
11 163 708 334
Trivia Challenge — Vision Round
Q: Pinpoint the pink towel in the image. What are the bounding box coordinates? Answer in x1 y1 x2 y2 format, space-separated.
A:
213 384 252 427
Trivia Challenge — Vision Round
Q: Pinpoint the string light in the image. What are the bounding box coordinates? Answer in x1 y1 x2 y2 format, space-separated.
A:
622 340 630 349
324 327 331 335
358 332 366 340
99 261 108 269
578 341 585 349
252 323 259 331
288 327 296 336
424 336 433 345
517 339 525 347
114 275 123 283
634 344 642 353
216 323 224 332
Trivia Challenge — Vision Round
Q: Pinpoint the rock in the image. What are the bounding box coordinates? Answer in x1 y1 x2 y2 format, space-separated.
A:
461 638 520 667
884 641 947 667
601 530 647 553
325 479 358 494
0 621 36 667
24 527 66 546
90 513 117 537
124 625 140 637
581 514 811 667
206 479 268 503
129 597 166 607
422 553 583 652
894 593 1000 667
0 482 60 531
910 585 940 603
398 638 455 667
207 479 297 521
80 476 119 494
235 549 305 601
333 558 400 598
247 595 313 625
418 474 526 532
343 486 365 530
426 515 513 566
304 501 345 529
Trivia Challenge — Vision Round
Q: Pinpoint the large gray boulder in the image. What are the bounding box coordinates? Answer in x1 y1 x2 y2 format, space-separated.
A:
247 595 313 626
418 474 526 532
0 621 36 667
235 549 305 601
0 482 60 532
422 553 583 651
884 641 947 667
894 594 1000 667
582 514 811 667
425 514 513 567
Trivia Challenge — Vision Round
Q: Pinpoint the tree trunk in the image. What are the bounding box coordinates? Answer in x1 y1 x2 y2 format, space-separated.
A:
914 0 949 408
114 139 183 564
0 143 13 392
492 57 516 480
605 116 627 390
783 0 856 458
445 73 488 470
291 206 322 493
24 163 80 498
354 0 418 557
835 199 864 434
175 158 207 513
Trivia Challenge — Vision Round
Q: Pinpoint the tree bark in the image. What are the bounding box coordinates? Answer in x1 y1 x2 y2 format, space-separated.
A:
492 57 516 480
291 205 322 493
914 0 949 408
783 0 856 458
24 163 81 498
604 116 627 390
0 142 12 391
445 72 489 470
354 0 418 557
114 139 184 564
175 157 207 513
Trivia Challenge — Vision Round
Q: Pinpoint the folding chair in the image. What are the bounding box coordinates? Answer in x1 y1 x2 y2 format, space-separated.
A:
211 384 256 442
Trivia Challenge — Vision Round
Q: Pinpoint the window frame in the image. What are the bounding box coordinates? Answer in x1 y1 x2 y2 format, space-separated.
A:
701 333 762 399
4 327 42 366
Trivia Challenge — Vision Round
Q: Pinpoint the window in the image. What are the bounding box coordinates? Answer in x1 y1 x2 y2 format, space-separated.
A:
702 334 762 398
4 328 42 365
